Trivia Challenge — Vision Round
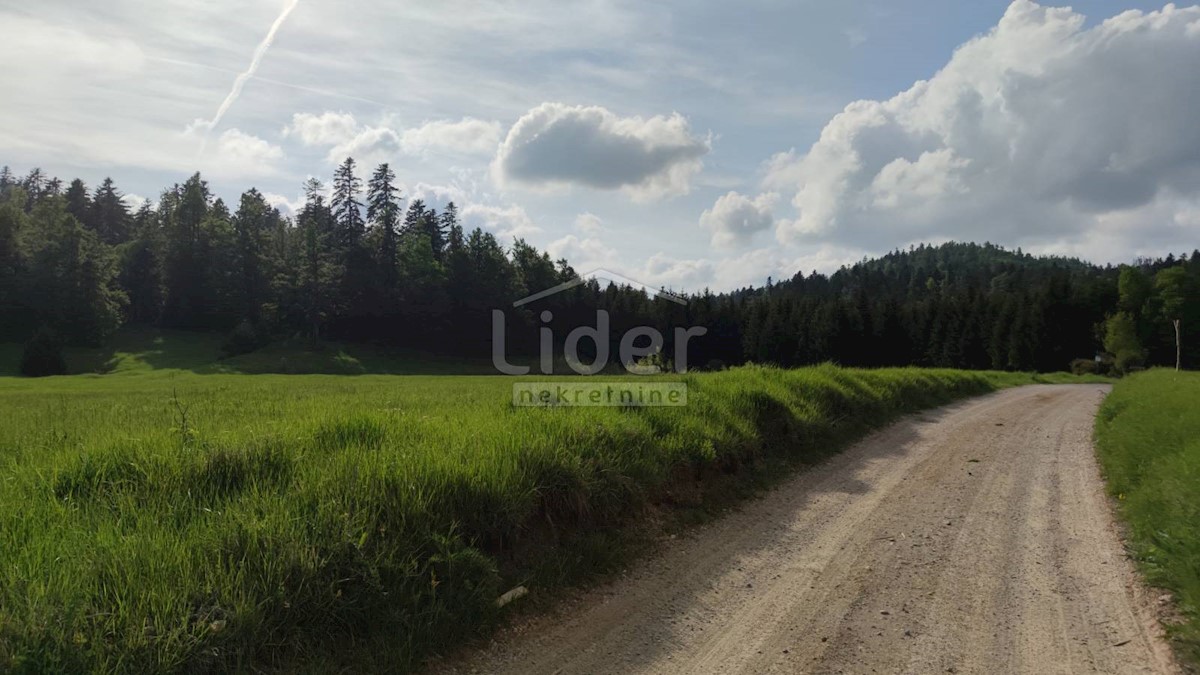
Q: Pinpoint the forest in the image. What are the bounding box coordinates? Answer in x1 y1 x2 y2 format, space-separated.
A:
1 160 1196 375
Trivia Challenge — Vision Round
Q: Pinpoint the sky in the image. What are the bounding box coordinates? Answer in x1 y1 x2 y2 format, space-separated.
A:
2 0 1198 292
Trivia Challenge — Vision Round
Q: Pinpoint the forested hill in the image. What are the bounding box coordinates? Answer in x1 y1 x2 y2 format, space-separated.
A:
739 239 1190 369
1 162 1196 375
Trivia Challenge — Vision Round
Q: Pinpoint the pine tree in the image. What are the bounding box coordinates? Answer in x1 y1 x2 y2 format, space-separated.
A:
22 168 45 211
422 208 447 260
366 163 401 291
231 188 275 322
298 195 338 344
162 173 211 328
64 179 90 225
23 199 125 344
403 199 427 235
330 157 364 248
0 191 26 340
90 177 130 244
119 201 165 325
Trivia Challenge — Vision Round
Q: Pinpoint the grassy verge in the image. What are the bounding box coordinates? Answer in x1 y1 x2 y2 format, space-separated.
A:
1095 369 1200 665
0 365 1091 673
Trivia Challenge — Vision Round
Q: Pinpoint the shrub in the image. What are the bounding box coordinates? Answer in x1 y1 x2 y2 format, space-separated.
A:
19 326 67 377
1069 358 1099 376
221 319 269 357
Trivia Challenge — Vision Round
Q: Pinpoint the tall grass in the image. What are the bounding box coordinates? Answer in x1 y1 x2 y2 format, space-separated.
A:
0 365 1073 672
1095 369 1200 665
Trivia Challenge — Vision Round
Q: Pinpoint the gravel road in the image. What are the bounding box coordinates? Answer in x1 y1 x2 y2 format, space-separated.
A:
444 384 1178 675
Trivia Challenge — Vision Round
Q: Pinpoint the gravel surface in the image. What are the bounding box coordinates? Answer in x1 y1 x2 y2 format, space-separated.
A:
440 384 1178 675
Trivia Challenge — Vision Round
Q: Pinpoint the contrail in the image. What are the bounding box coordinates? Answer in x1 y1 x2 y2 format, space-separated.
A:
198 0 300 134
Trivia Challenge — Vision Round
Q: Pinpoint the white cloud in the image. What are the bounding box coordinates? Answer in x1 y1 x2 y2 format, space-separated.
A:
212 128 283 171
639 253 716 291
284 111 359 147
699 191 778 249
409 182 471 209
547 234 620 270
462 203 543 239
265 191 305 216
767 0 1200 258
122 193 148 208
285 112 501 164
574 212 605 235
400 118 502 156
493 102 710 200
541 235 867 293
0 14 144 81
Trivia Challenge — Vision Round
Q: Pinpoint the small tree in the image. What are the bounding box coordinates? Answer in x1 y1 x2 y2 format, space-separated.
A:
1103 312 1144 375
20 326 67 377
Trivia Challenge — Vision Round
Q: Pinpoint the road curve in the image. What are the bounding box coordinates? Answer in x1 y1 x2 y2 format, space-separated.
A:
442 385 1179 675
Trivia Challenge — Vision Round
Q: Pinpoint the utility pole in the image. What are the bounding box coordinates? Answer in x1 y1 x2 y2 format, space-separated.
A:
1174 319 1182 371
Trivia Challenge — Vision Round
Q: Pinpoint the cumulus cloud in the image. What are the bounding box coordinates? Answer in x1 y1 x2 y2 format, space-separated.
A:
213 128 283 168
462 203 543 239
400 118 502 156
265 191 305 216
493 102 710 200
767 1 1200 256
699 191 778 249
285 112 502 164
547 234 620 270
284 111 358 147
574 212 605 235
179 125 283 176
637 246 865 292
122 193 148 209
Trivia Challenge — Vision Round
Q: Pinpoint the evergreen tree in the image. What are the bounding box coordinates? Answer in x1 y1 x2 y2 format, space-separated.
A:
403 199 427 235
330 157 365 248
22 199 125 344
90 177 130 244
230 188 276 323
421 207 447 260
64 179 90 225
162 173 211 328
366 163 401 291
22 168 45 210
119 200 165 325
295 179 339 343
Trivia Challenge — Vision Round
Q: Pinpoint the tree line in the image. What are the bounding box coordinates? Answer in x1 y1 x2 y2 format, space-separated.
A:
0 162 1195 373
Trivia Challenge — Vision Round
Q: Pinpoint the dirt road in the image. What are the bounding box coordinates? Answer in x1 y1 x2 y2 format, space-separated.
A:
446 385 1178 675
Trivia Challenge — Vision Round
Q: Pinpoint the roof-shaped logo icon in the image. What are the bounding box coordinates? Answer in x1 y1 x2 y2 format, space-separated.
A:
513 268 687 307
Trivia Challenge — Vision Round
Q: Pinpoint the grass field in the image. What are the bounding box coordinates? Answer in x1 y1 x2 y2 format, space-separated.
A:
0 337 1103 673
1095 369 1200 665
0 328 498 377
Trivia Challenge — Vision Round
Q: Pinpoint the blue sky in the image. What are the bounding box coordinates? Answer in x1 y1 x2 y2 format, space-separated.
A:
2 0 1197 291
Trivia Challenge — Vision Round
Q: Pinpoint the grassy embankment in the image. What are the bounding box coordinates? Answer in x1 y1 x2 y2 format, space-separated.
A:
1096 369 1200 665
0 332 1103 672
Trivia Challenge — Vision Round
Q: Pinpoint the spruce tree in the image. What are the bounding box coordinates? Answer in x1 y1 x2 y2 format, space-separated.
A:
90 177 129 244
366 163 401 291
330 157 364 248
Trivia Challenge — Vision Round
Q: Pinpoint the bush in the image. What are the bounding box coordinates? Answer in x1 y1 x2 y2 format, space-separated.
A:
221 319 269 358
19 326 67 377
1069 358 1099 376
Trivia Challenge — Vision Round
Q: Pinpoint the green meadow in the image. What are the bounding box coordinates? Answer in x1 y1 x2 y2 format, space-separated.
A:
1096 369 1200 665
0 332 1101 672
